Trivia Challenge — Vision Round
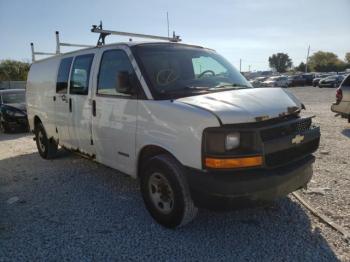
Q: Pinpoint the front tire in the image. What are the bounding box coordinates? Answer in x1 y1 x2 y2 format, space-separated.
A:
0 121 10 133
140 154 198 228
35 122 57 159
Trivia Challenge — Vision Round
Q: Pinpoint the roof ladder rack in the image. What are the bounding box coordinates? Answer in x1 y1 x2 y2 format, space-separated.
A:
55 31 94 54
31 32 94 62
91 21 181 46
30 43 56 62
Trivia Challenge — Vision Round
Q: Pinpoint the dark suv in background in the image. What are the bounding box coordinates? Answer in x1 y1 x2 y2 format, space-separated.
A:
0 89 28 133
301 73 315 86
287 75 306 87
312 74 333 87
319 75 345 88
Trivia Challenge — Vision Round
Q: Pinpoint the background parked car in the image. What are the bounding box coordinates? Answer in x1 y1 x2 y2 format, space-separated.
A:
331 74 350 122
0 89 28 133
287 75 306 87
261 76 288 87
249 76 269 88
312 74 333 87
301 73 315 86
319 75 345 88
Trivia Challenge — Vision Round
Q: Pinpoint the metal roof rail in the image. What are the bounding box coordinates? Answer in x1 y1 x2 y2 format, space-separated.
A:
30 32 94 62
91 21 181 46
30 43 56 62
55 31 94 54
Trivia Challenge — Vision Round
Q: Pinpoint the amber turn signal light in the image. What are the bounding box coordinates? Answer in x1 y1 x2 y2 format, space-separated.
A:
205 156 263 169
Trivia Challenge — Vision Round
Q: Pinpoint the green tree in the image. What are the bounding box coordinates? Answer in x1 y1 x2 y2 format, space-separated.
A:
0 60 30 81
345 52 350 63
268 53 293 73
295 62 311 72
308 51 344 72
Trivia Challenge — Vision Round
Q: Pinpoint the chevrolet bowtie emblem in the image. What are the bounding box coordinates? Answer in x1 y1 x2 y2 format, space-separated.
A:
292 134 304 144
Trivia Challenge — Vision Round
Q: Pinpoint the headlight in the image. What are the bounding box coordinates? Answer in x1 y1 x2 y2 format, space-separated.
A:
13 111 25 117
4 109 13 116
225 133 240 150
203 128 256 155
203 128 262 169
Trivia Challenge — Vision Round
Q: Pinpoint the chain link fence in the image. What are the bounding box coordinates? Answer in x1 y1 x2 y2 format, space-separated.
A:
0 81 26 90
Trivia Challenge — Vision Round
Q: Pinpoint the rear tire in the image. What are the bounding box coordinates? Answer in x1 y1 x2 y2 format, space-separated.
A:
35 122 57 159
140 154 198 228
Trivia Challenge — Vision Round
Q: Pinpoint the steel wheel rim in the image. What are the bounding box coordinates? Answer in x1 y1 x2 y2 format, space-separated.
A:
38 130 46 152
148 172 175 215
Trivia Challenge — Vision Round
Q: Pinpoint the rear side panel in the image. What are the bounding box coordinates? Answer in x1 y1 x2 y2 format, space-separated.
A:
26 58 60 138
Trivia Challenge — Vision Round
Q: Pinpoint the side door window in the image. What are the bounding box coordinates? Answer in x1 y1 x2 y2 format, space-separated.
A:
56 57 73 94
70 54 94 95
97 50 137 97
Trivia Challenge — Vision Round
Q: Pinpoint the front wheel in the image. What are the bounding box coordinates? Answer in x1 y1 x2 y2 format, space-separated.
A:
0 121 10 133
140 154 198 228
35 122 58 159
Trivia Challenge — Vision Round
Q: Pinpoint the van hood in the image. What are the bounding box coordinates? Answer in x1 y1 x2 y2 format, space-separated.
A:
177 88 302 125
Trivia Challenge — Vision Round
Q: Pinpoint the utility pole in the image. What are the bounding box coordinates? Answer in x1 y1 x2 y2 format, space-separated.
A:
166 12 170 38
248 65 251 72
239 59 242 72
305 45 310 73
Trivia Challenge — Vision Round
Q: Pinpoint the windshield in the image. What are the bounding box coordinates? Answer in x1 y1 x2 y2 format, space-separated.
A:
1 92 25 104
131 44 252 99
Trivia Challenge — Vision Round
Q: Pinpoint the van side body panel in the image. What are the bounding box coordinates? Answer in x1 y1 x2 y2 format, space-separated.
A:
26 58 60 139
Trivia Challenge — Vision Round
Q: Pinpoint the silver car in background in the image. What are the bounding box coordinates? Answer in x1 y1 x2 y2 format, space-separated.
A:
261 76 288 88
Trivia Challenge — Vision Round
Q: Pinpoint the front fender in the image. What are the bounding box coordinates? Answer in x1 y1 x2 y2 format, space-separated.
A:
136 100 220 171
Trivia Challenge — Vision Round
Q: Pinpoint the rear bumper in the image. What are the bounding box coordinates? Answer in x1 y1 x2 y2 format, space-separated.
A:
331 102 350 117
186 155 315 210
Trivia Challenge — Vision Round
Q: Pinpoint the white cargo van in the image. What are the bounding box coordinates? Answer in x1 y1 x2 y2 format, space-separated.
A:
26 29 320 228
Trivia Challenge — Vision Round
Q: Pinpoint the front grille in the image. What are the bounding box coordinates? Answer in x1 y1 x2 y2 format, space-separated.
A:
265 138 319 167
260 118 312 141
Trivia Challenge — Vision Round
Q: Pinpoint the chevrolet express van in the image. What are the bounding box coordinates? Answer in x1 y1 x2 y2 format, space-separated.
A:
26 41 320 228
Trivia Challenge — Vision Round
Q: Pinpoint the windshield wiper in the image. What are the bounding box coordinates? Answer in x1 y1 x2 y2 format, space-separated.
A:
161 86 210 94
212 83 251 90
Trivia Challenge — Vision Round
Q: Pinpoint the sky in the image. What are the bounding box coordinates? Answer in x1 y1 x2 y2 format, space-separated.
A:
0 0 349 71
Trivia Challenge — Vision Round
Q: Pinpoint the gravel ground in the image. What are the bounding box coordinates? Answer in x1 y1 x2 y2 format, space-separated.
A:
0 86 349 261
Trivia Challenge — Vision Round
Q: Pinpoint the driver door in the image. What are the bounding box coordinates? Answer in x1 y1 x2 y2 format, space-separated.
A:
91 49 138 175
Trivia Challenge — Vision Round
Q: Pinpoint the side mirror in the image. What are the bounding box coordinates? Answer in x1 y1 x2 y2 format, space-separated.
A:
116 71 135 95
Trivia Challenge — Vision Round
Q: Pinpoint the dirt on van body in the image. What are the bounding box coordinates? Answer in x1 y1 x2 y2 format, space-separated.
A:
0 86 349 261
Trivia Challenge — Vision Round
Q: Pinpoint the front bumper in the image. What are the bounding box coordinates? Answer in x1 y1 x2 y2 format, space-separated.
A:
3 116 29 131
186 155 314 210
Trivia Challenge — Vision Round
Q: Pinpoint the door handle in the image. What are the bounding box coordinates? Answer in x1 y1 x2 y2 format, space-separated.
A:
69 98 72 112
61 94 67 102
92 100 96 117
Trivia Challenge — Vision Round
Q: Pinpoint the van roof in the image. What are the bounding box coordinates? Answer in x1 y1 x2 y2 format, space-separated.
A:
31 41 209 63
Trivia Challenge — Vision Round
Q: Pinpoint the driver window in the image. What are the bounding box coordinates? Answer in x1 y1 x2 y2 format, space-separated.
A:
192 56 227 78
97 50 135 97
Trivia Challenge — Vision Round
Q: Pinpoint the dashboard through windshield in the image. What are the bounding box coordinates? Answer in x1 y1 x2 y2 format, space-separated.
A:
131 44 252 99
